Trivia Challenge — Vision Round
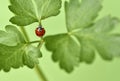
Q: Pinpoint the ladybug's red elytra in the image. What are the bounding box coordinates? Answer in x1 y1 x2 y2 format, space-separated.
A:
35 26 45 37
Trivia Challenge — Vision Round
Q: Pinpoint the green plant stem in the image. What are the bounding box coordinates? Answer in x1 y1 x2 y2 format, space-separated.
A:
35 65 48 81
38 37 44 48
19 26 47 81
28 40 40 44
20 26 30 42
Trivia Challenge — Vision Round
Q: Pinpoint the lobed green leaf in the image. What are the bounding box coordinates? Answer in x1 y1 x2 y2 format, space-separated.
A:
45 0 120 73
74 16 120 60
9 0 61 26
65 0 102 31
44 34 80 73
0 25 42 72
34 0 61 20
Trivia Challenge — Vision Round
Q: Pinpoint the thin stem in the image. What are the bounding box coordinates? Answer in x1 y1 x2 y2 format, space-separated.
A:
20 26 30 42
37 37 44 48
39 20 42 26
27 40 40 44
19 26 47 81
35 65 48 81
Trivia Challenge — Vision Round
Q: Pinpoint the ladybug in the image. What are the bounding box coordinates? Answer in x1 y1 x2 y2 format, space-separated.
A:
35 26 45 37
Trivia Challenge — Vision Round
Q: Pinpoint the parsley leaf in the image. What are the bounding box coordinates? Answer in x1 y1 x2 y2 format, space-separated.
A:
9 0 61 26
74 16 120 61
44 0 120 72
45 34 80 73
0 25 25 46
65 0 102 31
0 25 42 72
34 0 61 20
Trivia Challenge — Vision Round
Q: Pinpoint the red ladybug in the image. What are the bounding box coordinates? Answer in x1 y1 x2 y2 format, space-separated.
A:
35 26 45 37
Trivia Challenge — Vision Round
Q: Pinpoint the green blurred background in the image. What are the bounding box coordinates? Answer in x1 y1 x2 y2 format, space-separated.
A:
0 0 120 81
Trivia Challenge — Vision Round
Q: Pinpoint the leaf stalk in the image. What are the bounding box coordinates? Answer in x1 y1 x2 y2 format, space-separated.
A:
19 26 47 81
